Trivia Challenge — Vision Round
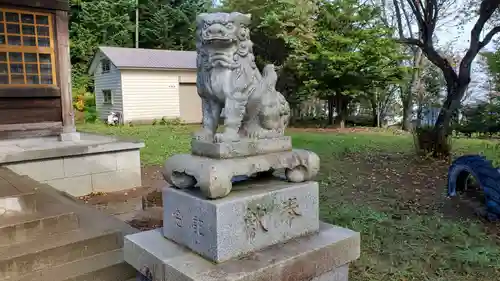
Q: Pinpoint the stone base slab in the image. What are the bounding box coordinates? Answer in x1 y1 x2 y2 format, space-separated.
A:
59 132 81 142
124 222 360 281
162 180 319 263
191 137 292 159
162 149 320 199
5 149 142 197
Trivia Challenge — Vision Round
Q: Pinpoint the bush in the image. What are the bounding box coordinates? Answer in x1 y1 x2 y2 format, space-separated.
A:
413 126 452 158
346 115 373 127
289 117 327 128
454 123 479 138
73 87 95 112
84 106 98 123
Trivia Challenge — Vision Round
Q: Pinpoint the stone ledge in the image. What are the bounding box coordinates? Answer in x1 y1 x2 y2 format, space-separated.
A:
191 136 292 159
6 149 143 196
163 149 320 199
124 222 360 281
0 132 144 165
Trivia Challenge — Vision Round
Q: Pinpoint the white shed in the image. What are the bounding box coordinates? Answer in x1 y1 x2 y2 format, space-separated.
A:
88 46 201 124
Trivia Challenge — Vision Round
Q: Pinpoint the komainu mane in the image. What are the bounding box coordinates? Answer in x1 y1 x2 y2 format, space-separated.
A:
194 12 290 143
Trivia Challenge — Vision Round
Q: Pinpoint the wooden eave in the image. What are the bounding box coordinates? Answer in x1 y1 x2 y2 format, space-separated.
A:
0 0 69 11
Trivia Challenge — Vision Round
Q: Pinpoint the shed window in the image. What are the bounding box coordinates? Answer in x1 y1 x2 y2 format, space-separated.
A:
101 59 110 73
102 89 112 105
0 9 56 86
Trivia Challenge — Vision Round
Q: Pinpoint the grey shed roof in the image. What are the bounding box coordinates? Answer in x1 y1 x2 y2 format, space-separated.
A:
90 46 197 73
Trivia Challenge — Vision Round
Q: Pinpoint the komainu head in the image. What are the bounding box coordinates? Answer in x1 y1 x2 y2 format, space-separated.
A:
196 12 251 47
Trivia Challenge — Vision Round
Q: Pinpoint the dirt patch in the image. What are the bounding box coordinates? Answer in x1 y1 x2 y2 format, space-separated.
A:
80 167 164 205
128 217 163 231
79 166 164 226
332 152 500 236
126 207 163 231
141 165 166 191
88 154 500 235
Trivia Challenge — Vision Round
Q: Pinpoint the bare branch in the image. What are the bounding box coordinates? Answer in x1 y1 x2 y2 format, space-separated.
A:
479 26 500 49
401 1 415 39
421 45 458 82
392 0 406 38
406 0 425 27
415 0 426 19
459 0 500 81
397 37 424 46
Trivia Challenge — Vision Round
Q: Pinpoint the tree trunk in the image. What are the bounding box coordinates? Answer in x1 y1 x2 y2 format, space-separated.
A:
416 106 423 127
327 96 334 126
401 95 412 130
434 83 468 135
370 97 378 127
430 81 468 157
372 106 378 127
334 95 348 128
401 48 424 131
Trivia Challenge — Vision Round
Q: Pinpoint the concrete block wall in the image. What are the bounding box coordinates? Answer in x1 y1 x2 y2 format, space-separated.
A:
5 150 142 197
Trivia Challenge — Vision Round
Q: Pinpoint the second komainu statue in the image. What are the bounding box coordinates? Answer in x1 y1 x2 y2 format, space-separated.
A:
162 12 319 199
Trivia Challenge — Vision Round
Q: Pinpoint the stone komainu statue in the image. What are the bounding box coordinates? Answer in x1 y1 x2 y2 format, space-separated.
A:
194 12 290 143
162 12 319 199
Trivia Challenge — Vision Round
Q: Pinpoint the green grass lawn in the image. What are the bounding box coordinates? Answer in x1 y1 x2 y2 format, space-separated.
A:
79 123 500 281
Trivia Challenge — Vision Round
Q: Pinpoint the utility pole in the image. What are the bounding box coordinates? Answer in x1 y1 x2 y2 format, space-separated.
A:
376 90 380 128
135 0 139 48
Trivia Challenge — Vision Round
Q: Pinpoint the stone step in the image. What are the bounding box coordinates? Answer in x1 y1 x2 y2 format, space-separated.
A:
0 209 79 247
0 192 38 216
0 173 37 215
7 249 137 281
62 262 137 281
0 192 81 246
0 228 123 279
0 170 36 198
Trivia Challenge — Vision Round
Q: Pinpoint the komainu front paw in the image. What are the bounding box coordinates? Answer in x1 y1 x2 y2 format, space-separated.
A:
215 129 240 143
193 129 214 142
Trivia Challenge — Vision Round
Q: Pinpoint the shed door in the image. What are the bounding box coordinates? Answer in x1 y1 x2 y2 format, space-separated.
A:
179 83 202 124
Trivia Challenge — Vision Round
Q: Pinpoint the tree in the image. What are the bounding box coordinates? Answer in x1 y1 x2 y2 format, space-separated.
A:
305 0 407 127
69 0 211 91
70 0 135 89
220 0 318 111
374 0 427 130
138 0 211 50
457 96 500 136
396 0 500 156
368 84 401 127
482 49 500 92
415 58 446 126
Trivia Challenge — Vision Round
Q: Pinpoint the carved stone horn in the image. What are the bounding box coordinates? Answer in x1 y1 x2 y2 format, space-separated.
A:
196 13 208 26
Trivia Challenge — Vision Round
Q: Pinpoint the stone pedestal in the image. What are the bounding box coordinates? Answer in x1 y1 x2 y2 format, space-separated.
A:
124 223 359 281
191 136 292 159
162 181 319 262
124 181 361 281
162 149 320 199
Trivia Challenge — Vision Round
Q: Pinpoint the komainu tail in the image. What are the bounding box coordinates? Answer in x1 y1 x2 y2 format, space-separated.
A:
262 64 278 90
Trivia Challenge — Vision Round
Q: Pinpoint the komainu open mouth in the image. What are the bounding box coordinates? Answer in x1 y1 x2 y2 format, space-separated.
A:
203 36 236 45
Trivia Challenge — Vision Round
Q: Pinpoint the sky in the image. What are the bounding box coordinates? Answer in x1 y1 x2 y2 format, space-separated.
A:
212 0 497 101
436 13 496 102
